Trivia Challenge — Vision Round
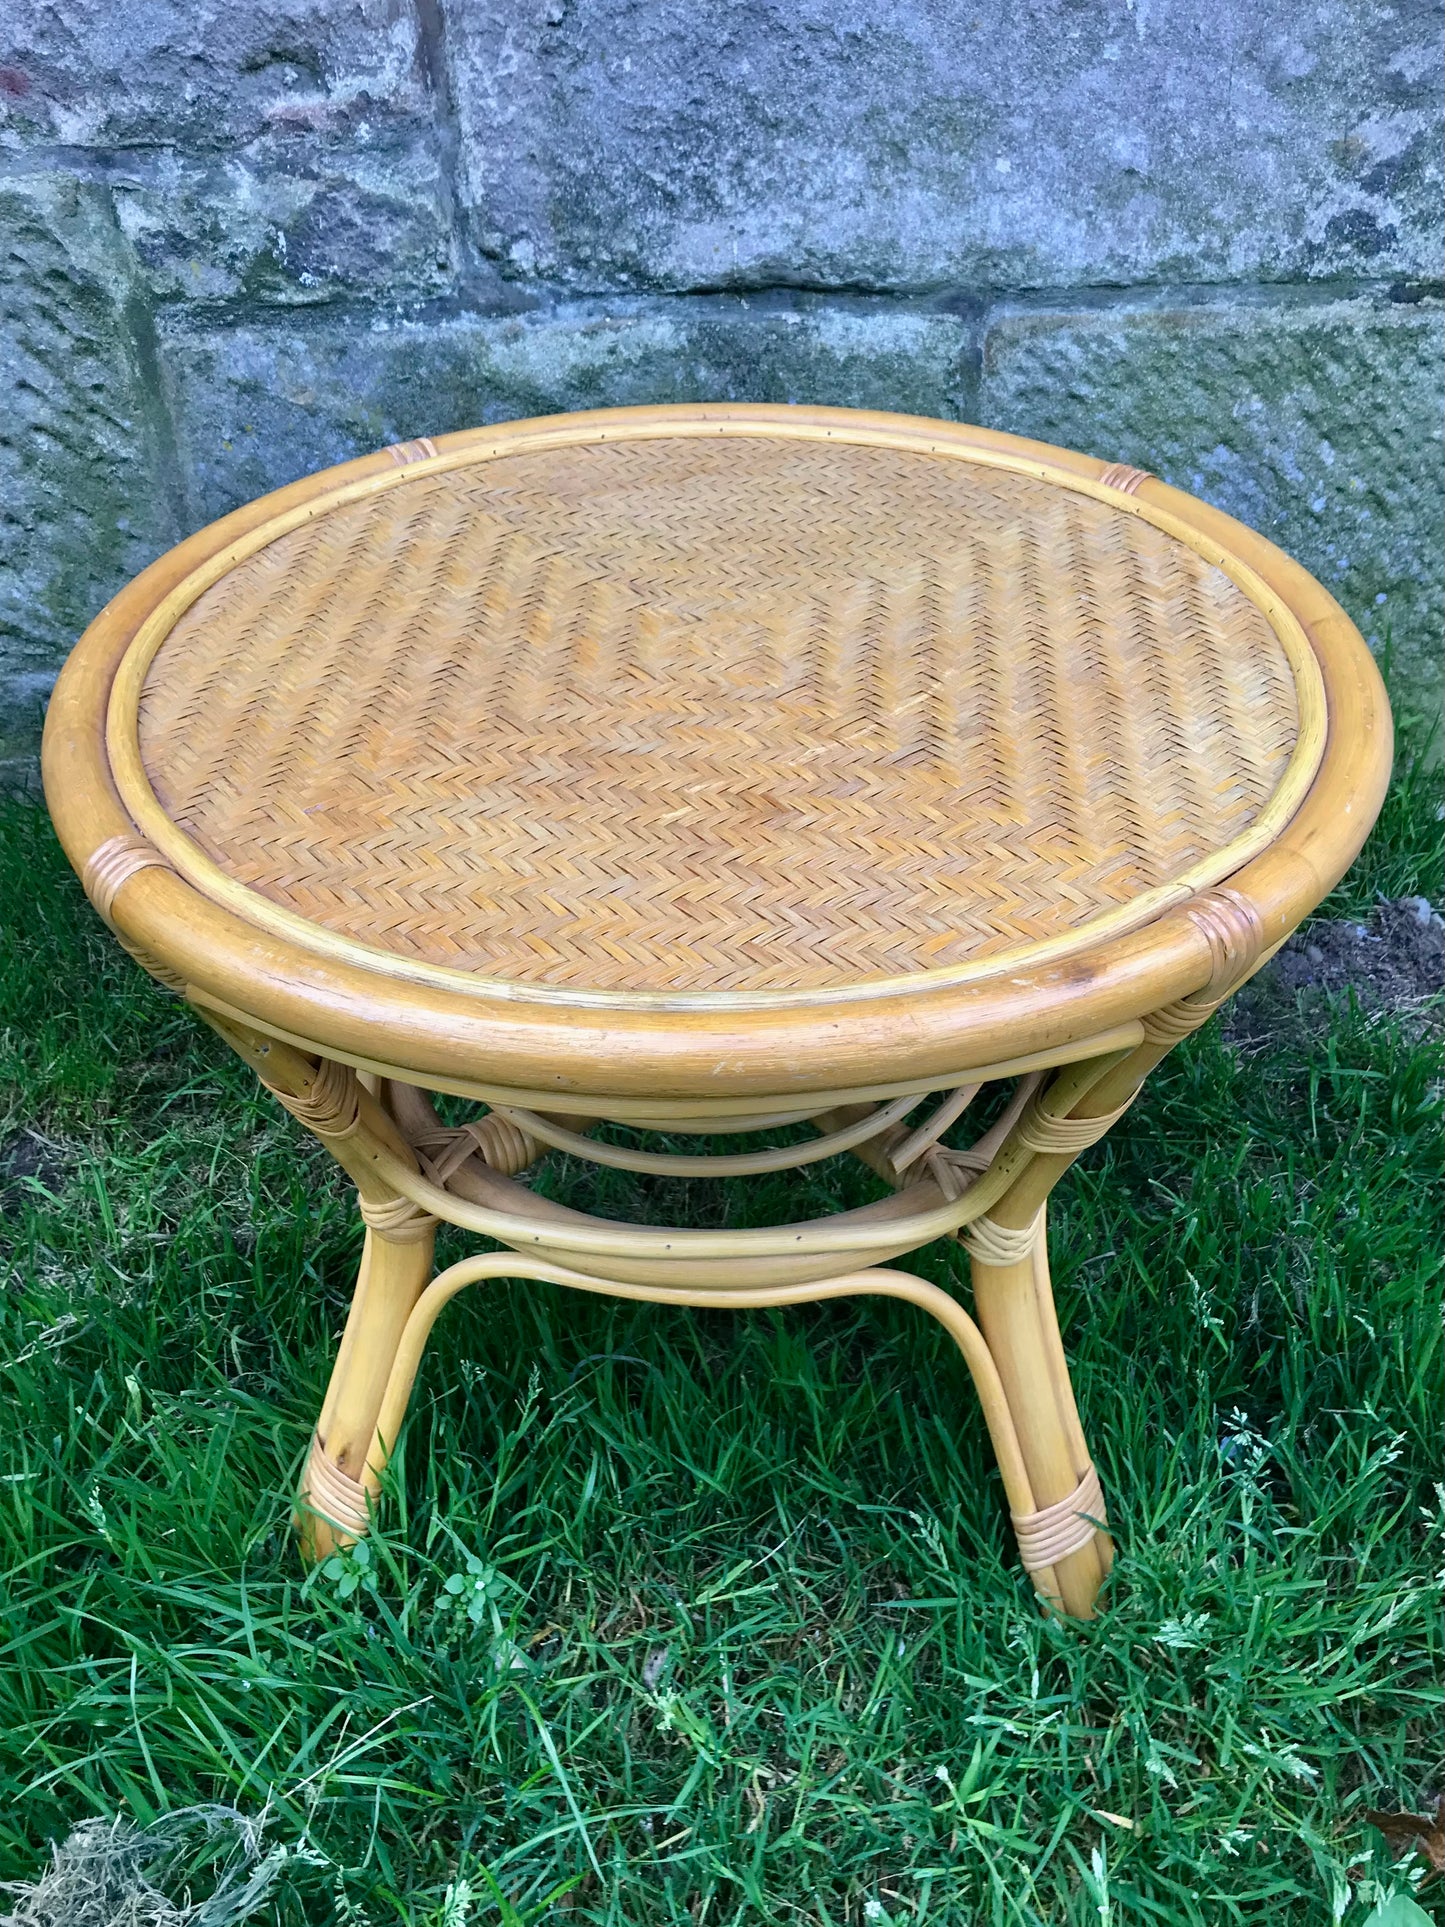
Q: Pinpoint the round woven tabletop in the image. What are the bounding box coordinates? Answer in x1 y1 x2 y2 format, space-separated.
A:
46 406 1390 1095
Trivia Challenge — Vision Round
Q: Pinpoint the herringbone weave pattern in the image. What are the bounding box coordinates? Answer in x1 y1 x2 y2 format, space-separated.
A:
136 434 1300 992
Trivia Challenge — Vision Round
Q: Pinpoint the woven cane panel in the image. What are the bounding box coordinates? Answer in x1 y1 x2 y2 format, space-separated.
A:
136 434 1300 993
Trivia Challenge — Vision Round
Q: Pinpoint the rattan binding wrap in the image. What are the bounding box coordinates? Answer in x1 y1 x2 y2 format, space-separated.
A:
1097 463 1154 496
1012 1465 1108 1573
301 1434 370 1537
127 431 1308 997
958 1210 1045 1267
83 832 175 922
358 1192 435 1243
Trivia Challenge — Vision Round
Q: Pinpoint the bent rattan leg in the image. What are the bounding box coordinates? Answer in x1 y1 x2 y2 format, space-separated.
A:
297 1216 436 1559
964 1211 1112 1618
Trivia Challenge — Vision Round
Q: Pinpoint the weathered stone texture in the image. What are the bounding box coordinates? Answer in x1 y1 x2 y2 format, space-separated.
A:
103 143 455 306
1 1 457 303
979 294 1445 726
159 300 975 523
0 171 178 775
1 0 1442 773
3 0 425 148
443 0 1442 292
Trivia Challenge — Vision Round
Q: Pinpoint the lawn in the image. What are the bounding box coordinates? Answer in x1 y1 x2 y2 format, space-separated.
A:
0 722 1440 1926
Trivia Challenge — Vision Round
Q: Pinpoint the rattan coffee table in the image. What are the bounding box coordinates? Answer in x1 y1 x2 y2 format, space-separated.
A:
44 404 1391 1618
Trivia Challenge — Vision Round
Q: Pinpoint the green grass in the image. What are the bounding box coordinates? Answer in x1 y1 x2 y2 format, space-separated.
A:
0 722 1440 1927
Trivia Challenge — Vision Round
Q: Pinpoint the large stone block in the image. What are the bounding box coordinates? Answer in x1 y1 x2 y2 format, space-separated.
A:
441 0 1442 293
157 296 975 523
0 1 456 303
1 0 428 150
979 292 1444 728
103 146 456 307
0 171 180 777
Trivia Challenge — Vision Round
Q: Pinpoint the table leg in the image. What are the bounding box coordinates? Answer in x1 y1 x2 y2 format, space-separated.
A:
193 1017 445 1559
966 1216 1111 1619
297 1218 436 1560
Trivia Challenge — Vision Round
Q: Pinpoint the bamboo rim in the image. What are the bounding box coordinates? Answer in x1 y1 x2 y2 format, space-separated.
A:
181 986 1148 1119
100 409 1328 1015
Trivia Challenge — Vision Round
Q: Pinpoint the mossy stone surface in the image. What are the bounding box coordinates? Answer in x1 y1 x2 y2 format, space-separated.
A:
980 293 1445 729
0 172 178 779
444 0 1441 291
2 0 456 306
158 298 976 524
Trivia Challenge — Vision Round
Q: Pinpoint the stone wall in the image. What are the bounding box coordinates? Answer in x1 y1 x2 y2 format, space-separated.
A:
3 0 1441 777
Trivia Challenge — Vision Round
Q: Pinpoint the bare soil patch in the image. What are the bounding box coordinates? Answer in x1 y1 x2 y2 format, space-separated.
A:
1223 895 1443 1051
